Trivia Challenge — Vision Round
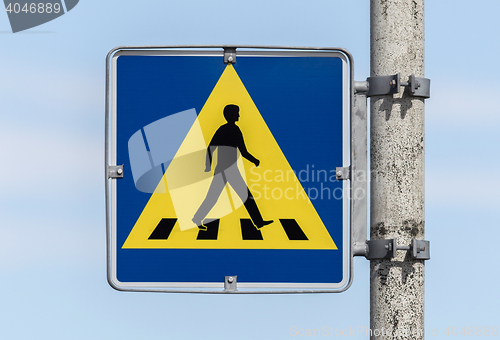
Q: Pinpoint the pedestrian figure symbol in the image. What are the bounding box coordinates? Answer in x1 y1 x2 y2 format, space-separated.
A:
193 104 273 231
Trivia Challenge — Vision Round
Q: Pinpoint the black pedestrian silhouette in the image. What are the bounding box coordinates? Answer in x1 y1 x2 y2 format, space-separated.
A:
192 104 273 231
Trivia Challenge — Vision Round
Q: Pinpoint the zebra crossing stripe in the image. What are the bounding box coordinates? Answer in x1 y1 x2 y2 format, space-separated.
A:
240 219 263 240
148 218 176 240
279 219 309 240
196 219 220 240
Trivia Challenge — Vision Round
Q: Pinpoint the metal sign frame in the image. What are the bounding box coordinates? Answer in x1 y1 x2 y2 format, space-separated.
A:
105 46 359 293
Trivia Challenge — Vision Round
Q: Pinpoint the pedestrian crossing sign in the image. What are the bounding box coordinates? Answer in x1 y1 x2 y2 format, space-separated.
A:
106 47 350 291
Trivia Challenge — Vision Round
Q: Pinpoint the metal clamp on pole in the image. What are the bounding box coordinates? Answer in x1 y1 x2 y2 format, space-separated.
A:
411 239 430 260
367 73 430 98
108 165 124 179
366 239 430 260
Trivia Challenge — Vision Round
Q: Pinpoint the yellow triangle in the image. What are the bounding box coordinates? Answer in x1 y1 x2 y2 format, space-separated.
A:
122 65 337 250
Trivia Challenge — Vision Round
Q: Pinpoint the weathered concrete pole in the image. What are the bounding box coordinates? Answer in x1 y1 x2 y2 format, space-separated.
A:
370 0 425 339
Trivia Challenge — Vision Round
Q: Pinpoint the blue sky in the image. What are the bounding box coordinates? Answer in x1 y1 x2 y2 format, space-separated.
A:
1 0 499 338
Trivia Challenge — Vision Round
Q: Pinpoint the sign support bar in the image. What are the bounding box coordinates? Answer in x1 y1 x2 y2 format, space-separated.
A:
350 82 369 257
349 78 431 260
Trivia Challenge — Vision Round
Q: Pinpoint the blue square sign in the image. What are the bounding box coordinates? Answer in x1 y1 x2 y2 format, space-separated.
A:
106 47 351 292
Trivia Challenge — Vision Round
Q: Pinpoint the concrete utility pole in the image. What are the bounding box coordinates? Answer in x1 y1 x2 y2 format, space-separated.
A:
370 0 425 339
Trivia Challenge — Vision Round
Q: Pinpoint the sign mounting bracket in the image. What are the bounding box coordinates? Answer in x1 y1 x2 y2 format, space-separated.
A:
224 276 238 292
366 73 430 98
366 239 430 260
223 47 236 64
107 165 124 179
